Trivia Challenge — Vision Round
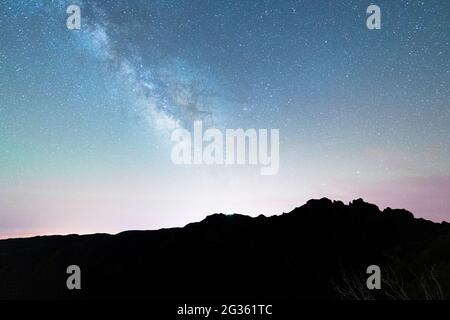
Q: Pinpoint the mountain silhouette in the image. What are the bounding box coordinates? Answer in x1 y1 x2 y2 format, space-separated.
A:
0 198 449 300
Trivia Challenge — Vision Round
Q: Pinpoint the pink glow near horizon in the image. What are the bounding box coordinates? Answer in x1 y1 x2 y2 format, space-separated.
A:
1 174 448 240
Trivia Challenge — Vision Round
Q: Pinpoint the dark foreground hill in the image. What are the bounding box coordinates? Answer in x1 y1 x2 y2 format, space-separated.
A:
0 198 449 300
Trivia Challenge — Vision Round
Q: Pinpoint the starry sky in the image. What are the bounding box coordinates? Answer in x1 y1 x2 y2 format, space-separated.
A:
0 0 449 238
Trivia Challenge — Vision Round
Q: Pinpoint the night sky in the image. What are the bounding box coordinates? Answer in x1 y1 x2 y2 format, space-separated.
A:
0 0 449 238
